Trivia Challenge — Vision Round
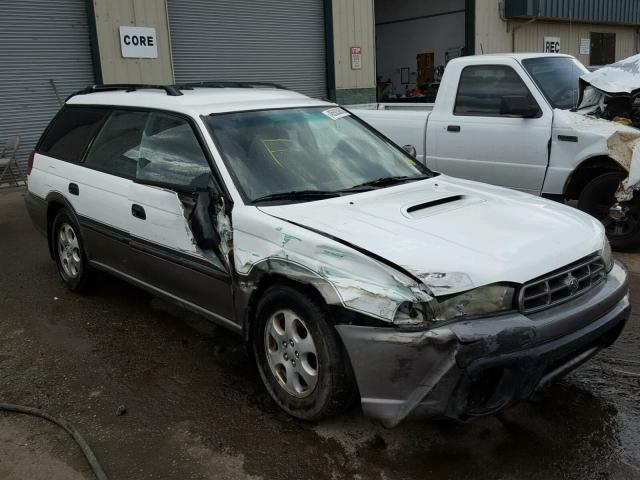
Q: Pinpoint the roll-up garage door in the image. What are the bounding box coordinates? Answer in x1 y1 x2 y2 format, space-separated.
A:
168 0 327 99
0 1 95 185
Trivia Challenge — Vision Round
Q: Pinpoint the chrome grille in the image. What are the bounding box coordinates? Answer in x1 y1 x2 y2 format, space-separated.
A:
519 256 606 314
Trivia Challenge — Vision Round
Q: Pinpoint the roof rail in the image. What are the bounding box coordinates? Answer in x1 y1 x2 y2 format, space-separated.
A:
175 81 288 90
66 84 183 101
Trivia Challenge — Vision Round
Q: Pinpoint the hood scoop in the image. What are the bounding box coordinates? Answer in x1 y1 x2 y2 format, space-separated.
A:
404 195 465 217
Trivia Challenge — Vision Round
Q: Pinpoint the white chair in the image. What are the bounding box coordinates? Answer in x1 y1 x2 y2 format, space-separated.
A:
0 135 21 186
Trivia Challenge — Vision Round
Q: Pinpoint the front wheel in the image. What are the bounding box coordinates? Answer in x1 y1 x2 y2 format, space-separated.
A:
252 285 357 421
578 171 640 251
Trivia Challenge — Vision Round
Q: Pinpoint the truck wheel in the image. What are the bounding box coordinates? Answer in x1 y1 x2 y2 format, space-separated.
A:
52 209 92 291
578 171 640 251
252 284 357 421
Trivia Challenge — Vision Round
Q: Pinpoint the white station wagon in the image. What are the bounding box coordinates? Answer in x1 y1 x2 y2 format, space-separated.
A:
26 83 629 427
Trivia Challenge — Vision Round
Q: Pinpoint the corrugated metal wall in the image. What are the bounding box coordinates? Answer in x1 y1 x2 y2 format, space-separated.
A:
0 0 95 185
167 0 327 99
475 0 639 63
513 22 638 64
505 0 640 25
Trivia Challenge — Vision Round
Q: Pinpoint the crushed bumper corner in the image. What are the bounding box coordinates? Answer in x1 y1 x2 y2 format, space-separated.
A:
336 262 630 428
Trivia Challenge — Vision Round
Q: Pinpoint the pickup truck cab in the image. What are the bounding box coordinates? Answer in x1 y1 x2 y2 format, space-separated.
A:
25 83 629 427
351 53 640 250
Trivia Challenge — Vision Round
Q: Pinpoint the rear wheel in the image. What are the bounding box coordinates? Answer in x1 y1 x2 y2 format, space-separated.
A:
52 209 92 291
252 285 357 421
578 171 640 251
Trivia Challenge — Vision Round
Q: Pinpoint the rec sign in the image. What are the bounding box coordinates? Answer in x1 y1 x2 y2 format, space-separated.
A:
119 26 158 58
543 36 561 53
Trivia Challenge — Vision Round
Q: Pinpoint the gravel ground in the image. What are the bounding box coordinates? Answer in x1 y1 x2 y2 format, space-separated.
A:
1 187 639 480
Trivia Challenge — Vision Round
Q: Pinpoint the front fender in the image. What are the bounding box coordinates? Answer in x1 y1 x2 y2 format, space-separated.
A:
231 207 432 324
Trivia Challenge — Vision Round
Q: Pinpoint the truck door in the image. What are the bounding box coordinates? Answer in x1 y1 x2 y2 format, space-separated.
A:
428 63 552 194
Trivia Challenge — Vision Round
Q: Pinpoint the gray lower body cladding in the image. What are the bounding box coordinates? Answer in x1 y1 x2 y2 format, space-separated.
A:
337 261 630 428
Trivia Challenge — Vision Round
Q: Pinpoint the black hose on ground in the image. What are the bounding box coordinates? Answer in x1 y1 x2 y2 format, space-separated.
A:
0 403 109 480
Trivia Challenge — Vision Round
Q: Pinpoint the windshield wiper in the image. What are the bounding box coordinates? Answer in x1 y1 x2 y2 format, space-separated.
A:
341 174 431 191
251 190 341 204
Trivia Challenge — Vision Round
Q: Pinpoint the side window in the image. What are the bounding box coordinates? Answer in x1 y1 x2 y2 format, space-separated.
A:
137 112 211 190
38 107 108 163
454 65 534 116
84 110 148 178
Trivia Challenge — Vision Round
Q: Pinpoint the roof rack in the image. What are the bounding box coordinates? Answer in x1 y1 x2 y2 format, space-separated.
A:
65 81 288 102
175 81 288 90
66 84 183 101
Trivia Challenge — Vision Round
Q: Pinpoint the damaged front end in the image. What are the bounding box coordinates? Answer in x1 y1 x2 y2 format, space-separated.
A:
576 55 640 202
338 261 629 427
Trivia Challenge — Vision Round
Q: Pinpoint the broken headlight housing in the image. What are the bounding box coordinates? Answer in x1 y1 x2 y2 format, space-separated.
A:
394 284 515 327
600 238 614 273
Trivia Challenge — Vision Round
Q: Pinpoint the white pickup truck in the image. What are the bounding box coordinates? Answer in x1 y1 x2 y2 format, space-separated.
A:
351 53 640 250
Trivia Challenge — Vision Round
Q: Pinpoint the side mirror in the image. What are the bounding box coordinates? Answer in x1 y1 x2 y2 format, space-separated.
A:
500 95 541 118
402 145 417 157
190 190 221 250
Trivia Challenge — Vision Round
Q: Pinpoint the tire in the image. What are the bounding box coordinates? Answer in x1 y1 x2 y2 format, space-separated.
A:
252 284 357 421
52 208 92 292
578 171 640 252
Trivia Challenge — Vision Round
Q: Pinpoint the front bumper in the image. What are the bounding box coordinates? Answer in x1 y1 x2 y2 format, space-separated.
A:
336 261 630 428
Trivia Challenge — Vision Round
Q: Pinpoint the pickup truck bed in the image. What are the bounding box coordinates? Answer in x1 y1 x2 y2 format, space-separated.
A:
350 104 432 163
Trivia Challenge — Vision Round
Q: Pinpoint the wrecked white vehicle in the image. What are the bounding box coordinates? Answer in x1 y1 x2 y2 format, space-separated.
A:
351 53 640 251
26 84 629 427
578 53 640 129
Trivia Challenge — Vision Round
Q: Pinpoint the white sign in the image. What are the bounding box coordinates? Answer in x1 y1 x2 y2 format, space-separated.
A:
580 38 590 55
350 46 362 70
543 36 561 53
119 26 158 58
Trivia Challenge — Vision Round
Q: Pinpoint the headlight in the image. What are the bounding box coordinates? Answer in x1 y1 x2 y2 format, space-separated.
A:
600 238 614 272
431 284 515 322
394 284 515 327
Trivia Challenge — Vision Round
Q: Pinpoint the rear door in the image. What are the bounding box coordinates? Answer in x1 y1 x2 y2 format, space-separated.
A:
80 109 146 273
127 111 234 322
427 63 552 194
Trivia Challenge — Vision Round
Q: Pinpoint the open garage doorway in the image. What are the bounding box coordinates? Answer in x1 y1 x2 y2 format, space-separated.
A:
375 0 470 102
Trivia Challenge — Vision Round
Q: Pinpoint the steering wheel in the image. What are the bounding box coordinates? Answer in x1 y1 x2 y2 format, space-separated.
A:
550 87 576 106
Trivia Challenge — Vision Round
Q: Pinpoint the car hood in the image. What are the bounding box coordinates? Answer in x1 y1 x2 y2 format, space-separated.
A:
259 176 605 295
579 53 640 96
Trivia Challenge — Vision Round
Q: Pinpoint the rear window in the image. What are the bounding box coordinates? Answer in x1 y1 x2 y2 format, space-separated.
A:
38 106 108 163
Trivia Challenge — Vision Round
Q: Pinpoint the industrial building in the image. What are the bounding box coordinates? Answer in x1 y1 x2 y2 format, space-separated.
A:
1 0 639 182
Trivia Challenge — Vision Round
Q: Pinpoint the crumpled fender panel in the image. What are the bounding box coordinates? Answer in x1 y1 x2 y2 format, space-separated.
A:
554 110 640 200
231 208 433 323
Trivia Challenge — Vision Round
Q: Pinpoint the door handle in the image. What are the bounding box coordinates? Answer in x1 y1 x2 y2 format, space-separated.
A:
447 125 461 132
68 183 79 195
131 204 146 220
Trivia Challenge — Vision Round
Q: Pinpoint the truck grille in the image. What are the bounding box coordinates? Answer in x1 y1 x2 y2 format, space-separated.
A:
519 256 606 314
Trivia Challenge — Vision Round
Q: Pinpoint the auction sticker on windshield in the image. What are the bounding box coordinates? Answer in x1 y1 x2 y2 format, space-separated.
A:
323 107 350 120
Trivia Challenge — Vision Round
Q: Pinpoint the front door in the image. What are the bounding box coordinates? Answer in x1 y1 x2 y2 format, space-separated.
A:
126 110 235 322
428 63 552 194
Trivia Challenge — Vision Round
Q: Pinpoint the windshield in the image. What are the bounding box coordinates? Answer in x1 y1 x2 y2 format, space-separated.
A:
205 107 431 203
522 57 588 110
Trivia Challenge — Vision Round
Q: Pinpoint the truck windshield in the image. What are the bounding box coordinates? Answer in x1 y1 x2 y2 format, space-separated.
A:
522 57 588 110
205 107 432 203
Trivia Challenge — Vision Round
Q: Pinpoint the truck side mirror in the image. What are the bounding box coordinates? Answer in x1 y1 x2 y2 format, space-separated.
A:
402 145 417 157
500 95 541 118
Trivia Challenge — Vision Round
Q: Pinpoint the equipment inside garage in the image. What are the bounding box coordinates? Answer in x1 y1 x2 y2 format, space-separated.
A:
374 0 467 102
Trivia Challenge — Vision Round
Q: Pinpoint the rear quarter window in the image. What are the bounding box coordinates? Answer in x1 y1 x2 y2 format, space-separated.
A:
38 106 109 163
